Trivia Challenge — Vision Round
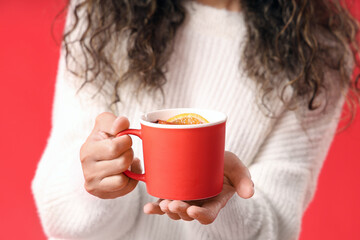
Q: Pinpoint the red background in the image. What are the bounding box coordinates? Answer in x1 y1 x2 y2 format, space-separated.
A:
0 1 359 239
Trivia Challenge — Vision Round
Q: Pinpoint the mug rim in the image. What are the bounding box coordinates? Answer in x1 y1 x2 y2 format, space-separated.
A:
140 108 227 129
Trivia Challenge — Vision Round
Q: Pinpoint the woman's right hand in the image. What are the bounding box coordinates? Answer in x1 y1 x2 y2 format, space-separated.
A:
80 112 141 199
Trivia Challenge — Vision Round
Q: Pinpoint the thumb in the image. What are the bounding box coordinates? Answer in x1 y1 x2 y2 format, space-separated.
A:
224 152 255 199
234 174 254 199
110 116 130 136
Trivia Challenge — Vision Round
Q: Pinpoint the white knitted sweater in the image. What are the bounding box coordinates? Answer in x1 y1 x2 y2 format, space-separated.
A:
32 1 347 240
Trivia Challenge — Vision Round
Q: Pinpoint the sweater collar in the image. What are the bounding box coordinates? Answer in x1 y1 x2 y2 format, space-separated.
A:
184 1 246 40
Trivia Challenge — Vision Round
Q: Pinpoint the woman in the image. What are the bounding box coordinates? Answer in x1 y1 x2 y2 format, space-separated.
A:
32 0 359 239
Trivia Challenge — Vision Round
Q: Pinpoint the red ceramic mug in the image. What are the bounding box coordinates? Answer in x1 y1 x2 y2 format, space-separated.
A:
116 108 227 200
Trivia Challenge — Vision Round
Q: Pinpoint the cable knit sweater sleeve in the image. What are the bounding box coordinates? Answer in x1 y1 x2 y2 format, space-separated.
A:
31 52 141 239
197 93 345 240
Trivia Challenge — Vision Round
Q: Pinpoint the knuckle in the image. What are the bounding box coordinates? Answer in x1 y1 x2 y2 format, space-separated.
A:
122 148 134 164
114 160 126 173
116 158 131 173
79 144 88 163
80 155 87 164
80 144 95 165
118 135 132 149
107 141 120 157
80 153 91 164
107 137 133 158
80 152 90 164
112 174 129 191
120 116 130 127
83 171 96 183
84 182 96 194
80 142 86 153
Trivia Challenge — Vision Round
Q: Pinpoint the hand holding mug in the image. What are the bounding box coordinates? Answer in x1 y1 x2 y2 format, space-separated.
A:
144 151 255 224
80 112 141 199
80 109 254 225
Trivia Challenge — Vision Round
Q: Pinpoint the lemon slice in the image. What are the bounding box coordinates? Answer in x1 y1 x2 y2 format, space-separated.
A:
167 113 209 125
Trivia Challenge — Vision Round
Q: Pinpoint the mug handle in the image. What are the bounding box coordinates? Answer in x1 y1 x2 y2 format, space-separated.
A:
116 129 146 182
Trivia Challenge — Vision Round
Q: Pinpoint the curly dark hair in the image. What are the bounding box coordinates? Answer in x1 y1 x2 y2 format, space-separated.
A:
62 0 360 117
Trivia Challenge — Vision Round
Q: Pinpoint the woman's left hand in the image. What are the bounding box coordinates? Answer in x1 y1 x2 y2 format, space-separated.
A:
143 151 255 224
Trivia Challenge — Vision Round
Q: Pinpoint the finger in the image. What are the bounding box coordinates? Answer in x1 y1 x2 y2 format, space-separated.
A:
168 201 194 221
224 152 254 199
98 174 129 192
94 112 130 136
110 115 130 136
159 200 181 220
85 158 141 199
186 185 235 225
121 157 142 193
187 205 216 225
144 200 165 215
236 177 255 199
116 157 142 194
83 135 132 161
188 205 217 224
96 149 134 178
84 176 133 199
168 200 190 213
159 199 171 213
130 157 142 174
89 188 135 199
178 213 194 221
166 212 181 220
97 156 141 193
